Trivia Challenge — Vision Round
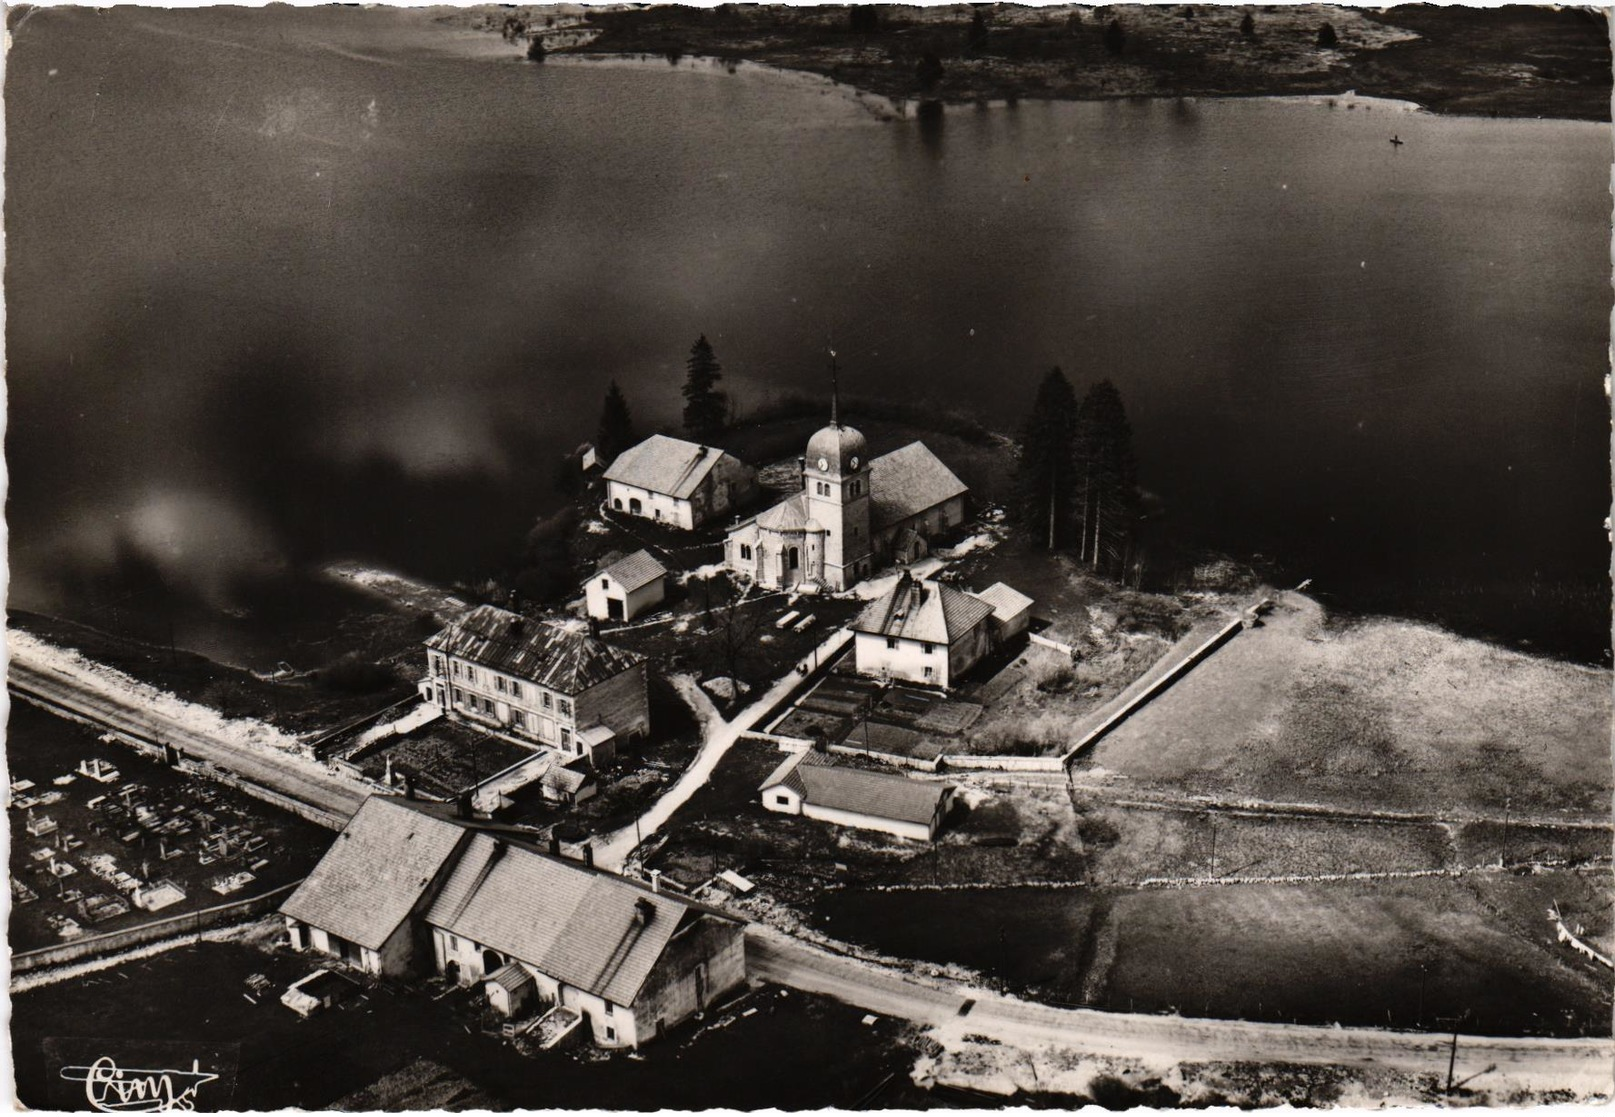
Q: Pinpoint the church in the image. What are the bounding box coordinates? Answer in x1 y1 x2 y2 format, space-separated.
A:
723 399 968 593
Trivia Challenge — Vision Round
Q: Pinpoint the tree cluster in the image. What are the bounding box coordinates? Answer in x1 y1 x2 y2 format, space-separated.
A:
1012 368 1141 578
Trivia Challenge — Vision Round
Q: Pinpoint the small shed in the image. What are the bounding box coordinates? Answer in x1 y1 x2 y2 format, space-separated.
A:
541 761 597 806
585 550 669 623
485 961 538 1018
969 582 1034 641
575 724 617 768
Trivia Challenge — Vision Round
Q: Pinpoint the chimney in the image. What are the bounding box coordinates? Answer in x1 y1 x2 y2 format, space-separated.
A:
633 897 656 924
583 843 595 868
456 791 474 820
548 833 561 856
404 774 417 801
649 869 662 894
696 445 708 459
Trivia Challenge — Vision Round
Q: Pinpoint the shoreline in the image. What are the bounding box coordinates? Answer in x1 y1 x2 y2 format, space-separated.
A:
450 4 1612 125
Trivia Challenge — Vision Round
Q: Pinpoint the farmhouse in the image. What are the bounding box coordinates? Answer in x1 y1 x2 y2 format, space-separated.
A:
422 606 648 765
759 750 953 842
282 797 746 1048
280 796 470 977
602 435 757 530
428 832 745 1047
850 571 995 689
585 550 669 623
723 405 969 592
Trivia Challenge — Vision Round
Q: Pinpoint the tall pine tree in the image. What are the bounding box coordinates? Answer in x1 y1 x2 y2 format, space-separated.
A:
1012 367 1081 550
682 335 728 439
1073 379 1140 575
596 380 635 462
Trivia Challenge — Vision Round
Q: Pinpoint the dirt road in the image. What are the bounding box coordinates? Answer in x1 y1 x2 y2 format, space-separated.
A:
747 928 1615 1092
594 627 853 869
9 657 366 826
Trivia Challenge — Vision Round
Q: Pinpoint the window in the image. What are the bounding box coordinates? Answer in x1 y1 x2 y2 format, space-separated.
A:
453 688 464 703
558 699 571 717
923 666 935 680
512 711 525 729
510 682 521 699
497 677 506 693
886 637 897 650
560 728 572 751
542 692 552 710
466 667 476 684
432 655 443 674
604 1026 617 1042
604 1002 615 1017
740 544 752 561
447 934 459 951
601 577 610 589
452 661 460 678
774 794 790 807
923 643 934 655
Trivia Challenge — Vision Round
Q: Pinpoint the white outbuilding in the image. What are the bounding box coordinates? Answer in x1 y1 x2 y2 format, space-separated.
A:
585 550 669 623
758 750 953 842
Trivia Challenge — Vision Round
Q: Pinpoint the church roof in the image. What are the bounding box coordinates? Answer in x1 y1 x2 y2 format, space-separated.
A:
805 423 869 478
753 493 822 534
852 572 995 645
869 443 968 530
602 435 733 500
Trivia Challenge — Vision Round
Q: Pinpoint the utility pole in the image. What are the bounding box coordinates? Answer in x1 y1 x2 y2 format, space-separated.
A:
1501 796 1512 868
1208 813 1218 878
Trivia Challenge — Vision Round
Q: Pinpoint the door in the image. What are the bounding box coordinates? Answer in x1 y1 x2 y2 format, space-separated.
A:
607 598 624 621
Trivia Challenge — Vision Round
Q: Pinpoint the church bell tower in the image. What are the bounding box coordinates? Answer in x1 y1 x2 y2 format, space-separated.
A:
802 352 873 590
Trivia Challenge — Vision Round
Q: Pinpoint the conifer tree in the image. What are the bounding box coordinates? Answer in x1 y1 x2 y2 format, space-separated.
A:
1013 367 1081 550
1073 379 1140 575
596 380 635 463
681 335 727 439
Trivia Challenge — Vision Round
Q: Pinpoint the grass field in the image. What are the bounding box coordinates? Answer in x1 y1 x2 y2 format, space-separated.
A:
809 868 1613 1038
1083 592 1611 820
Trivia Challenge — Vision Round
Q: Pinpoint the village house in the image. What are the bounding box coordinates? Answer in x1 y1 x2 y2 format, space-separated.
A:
759 749 953 842
850 571 996 689
421 606 648 766
585 549 669 623
723 403 968 593
280 795 471 977
281 796 746 1047
429 831 747 1047
602 435 758 530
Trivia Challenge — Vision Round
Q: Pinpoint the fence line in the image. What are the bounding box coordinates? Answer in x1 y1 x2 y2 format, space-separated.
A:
12 879 304 975
175 759 350 830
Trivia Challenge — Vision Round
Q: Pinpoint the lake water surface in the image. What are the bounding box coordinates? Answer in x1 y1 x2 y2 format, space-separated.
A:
7 7 1609 666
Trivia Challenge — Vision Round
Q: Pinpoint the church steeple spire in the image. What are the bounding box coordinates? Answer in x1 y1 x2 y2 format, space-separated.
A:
829 349 839 428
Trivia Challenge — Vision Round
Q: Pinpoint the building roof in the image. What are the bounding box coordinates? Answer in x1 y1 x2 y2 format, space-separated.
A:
753 492 821 534
426 833 719 1006
851 573 995 646
597 549 668 593
485 961 535 994
426 606 645 696
601 435 734 500
760 751 950 827
542 764 594 796
869 442 968 530
805 422 869 478
280 796 468 951
970 582 1034 622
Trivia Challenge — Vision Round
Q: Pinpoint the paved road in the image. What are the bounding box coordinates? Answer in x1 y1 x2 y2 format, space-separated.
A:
594 627 854 869
748 929 1615 1091
9 656 366 825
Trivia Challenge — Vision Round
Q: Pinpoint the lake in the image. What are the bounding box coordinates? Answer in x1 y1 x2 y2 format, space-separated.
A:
6 6 1609 667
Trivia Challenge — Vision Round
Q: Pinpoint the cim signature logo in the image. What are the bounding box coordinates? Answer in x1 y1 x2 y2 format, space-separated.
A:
59 1055 219 1112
